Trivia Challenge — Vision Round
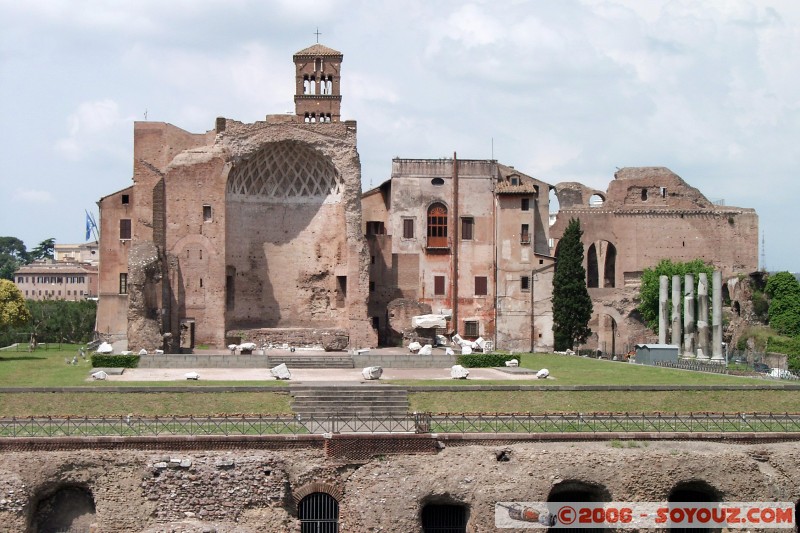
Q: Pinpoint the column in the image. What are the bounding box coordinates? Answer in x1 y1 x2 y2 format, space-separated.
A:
683 274 695 359
671 275 681 347
711 270 725 363
659 275 669 344
696 273 710 361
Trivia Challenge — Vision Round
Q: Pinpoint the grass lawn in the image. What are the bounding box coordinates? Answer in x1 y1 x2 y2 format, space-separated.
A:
1 345 798 417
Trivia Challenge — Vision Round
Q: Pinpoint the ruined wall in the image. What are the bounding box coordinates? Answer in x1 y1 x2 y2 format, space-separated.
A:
96 187 134 341
1 441 799 532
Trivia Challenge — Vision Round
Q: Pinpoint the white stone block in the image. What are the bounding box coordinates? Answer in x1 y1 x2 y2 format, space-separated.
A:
270 363 291 380
475 337 486 350
505 359 519 367
461 345 472 355
408 341 422 352
411 314 448 329
96 342 113 354
536 368 550 379
138 348 148 356
362 366 383 380
91 370 108 380
445 347 455 356
450 365 470 379
418 344 433 355
185 371 200 380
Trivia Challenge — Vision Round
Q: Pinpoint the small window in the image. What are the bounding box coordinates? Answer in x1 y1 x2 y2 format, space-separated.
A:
521 198 530 211
369 281 375 292
403 218 415 239
370 255 375 265
461 217 474 240
660 187 667 198
121 194 130 205
434 275 446 296
366 221 386 236
431 177 445 186
520 224 530 244
464 321 479 337
521 275 531 291
641 188 648 201
475 276 488 296
199 249 202 260
200 278 203 288
119 273 128 294
203 205 212 222
510 176 519 185
119 219 132 240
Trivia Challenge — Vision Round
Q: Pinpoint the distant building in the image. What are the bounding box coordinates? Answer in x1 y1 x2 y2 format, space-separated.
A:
54 242 99 265
14 261 98 301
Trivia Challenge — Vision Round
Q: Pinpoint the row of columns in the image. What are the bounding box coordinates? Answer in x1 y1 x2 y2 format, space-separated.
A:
658 271 724 362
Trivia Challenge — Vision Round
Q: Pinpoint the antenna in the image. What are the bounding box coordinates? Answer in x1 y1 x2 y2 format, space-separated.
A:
761 230 766 272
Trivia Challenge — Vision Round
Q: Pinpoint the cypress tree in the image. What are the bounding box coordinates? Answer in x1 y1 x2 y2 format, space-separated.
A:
552 218 593 350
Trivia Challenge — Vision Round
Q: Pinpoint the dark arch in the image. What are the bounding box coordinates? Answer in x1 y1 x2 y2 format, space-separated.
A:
667 480 721 533
30 484 96 533
603 242 616 288
733 301 741 317
547 480 610 533
299 492 339 533
421 498 469 533
431 177 445 186
427 202 448 248
587 243 599 288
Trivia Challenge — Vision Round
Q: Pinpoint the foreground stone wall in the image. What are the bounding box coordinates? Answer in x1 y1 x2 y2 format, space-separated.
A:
1 440 799 532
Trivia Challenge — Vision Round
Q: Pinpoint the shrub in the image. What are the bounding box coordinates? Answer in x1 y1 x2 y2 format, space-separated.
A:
90 354 140 368
457 353 517 367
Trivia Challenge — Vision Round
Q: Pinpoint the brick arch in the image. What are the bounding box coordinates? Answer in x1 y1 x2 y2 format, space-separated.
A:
292 482 343 506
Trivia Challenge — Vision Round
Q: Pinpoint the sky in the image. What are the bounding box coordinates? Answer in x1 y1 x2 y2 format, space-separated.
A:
0 0 797 271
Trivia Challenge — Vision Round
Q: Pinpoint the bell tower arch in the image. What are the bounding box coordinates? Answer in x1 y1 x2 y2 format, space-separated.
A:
294 43 343 123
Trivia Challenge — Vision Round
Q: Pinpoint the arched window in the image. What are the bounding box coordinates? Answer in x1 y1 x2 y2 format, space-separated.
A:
587 243 599 288
427 203 448 248
299 492 339 533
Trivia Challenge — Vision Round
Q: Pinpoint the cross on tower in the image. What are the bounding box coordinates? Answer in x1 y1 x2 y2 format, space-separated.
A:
314 28 322 43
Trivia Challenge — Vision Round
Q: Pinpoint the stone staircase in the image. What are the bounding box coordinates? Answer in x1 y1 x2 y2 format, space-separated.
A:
290 384 409 418
266 354 354 369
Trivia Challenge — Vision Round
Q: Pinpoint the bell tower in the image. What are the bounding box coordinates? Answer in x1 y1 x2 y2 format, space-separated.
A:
294 43 343 123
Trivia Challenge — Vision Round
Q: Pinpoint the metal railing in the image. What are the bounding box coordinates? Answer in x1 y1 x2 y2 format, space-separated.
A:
3 412 800 437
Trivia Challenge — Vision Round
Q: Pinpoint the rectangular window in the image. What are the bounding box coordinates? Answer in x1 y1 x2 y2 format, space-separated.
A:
120 219 132 240
434 275 446 296
119 273 128 294
369 281 375 292
403 218 415 239
464 321 479 337
366 221 386 236
122 194 130 205
474 276 488 296
461 217 474 240
520 224 530 244
203 205 212 222
521 198 530 211
521 275 531 291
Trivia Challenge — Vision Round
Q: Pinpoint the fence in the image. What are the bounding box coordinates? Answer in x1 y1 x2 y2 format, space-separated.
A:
3 412 800 437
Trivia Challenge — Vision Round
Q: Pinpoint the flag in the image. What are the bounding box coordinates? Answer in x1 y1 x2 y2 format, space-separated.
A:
85 210 98 241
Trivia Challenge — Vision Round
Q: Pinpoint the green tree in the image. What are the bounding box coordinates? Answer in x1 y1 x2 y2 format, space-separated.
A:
29 238 55 261
0 237 29 281
765 272 800 337
0 279 31 329
637 259 715 332
552 218 593 350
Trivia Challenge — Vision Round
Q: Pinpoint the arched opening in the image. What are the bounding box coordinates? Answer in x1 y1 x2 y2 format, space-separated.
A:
303 75 311 95
589 194 605 207
427 203 448 248
431 177 445 186
547 480 610 533
548 188 560 227
733 301 741 316
603 242 616 288
421 502 469 532
31 484 96 533
587 243 599 288
299 492 339 533
667 480 721 533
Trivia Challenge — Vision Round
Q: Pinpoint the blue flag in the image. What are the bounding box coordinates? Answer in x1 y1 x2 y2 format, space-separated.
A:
85 211 92 241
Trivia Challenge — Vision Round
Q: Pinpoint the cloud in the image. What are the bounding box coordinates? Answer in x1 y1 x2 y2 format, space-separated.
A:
11 188 56 204
54 99 131 161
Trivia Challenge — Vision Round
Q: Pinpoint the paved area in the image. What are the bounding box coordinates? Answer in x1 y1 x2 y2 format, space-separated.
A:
97 367 542 382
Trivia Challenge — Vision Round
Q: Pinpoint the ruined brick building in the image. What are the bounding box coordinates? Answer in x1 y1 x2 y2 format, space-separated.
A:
96 43 375 351
97 44 758 354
